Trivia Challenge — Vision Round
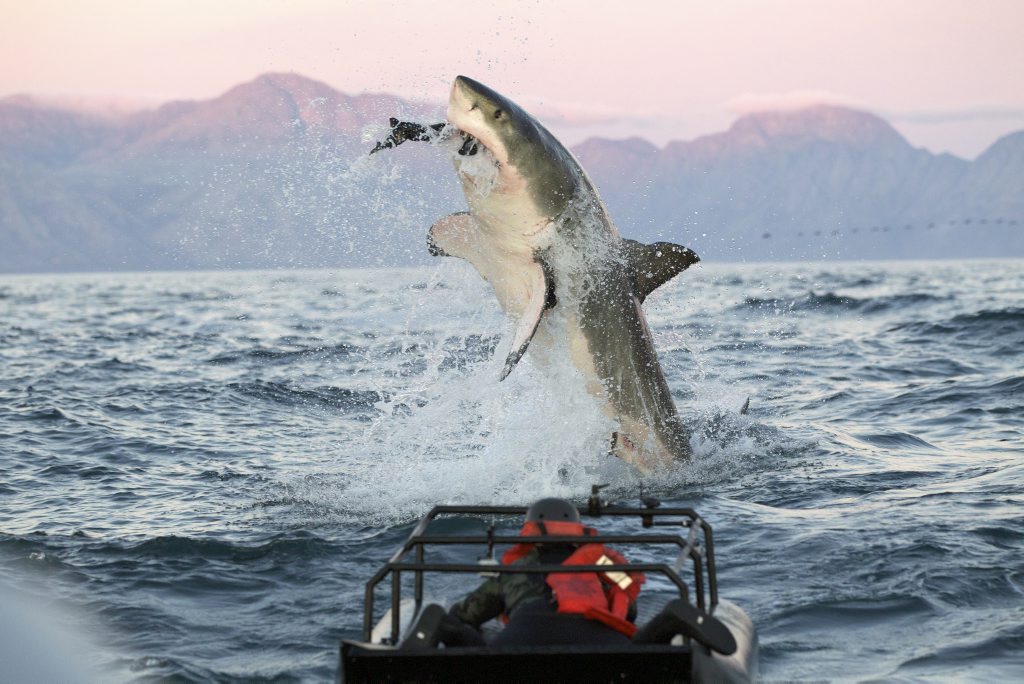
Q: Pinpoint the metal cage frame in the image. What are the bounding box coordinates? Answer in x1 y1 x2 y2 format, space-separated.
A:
360 500 718 644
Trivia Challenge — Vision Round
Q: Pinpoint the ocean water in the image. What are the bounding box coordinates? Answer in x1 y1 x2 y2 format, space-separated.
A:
1 259 1021 682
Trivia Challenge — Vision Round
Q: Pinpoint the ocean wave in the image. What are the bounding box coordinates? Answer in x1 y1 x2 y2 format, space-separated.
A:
861 374 1024 422
850 430 941 451
227 380 386 410
207 342 359 365
118 649 325 682
9 406 83 425
163 289 235 302
740 291 948 314
842 276 885 288
988 375 1024 394
889 306 1024 339
771 594 935 630
89 357 154 373
116 532 343 564
124 656 221 681
858 357 982 380
37 463 121 479
894 620 1024 677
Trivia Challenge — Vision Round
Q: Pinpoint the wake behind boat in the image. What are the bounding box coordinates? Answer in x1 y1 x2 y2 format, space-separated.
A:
339 488 757 683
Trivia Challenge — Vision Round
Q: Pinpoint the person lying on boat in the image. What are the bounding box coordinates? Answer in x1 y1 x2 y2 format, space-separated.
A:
437 497 645 647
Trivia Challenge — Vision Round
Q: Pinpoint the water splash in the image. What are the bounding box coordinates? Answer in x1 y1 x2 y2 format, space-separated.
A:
278 265 779 524
449 137 501 199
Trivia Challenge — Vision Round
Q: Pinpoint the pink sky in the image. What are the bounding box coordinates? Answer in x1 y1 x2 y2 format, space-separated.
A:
2 0 1022 158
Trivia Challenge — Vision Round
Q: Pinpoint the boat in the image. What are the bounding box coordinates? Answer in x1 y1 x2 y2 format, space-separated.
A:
339 486 758 683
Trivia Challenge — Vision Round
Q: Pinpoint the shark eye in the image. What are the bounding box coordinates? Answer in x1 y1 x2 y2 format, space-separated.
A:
493 109 503 120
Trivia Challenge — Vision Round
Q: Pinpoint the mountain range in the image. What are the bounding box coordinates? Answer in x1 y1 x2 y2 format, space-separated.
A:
1 73 1021 273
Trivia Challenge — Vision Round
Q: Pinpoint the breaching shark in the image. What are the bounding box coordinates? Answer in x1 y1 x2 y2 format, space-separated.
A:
372 76 700 472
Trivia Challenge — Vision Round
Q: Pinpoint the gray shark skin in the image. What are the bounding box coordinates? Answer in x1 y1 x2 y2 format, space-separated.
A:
422 76 699 472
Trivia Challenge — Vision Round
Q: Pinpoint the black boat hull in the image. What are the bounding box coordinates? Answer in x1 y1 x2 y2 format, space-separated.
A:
340 599 757 683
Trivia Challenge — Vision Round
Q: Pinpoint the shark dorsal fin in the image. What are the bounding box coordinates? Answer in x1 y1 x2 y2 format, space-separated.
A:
623 239 700 304
499 259 557 381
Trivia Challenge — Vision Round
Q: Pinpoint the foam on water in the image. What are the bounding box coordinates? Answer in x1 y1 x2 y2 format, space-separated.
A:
282 254 780 525
285 265 609 522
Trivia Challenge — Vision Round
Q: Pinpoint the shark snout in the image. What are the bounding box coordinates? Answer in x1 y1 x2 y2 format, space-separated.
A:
451 75 472 99
448 76 475 121
454 75 486 95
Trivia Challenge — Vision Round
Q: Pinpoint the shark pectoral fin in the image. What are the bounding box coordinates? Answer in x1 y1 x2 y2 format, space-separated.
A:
428 213 475 260
623 239 700 304
498 260 556 381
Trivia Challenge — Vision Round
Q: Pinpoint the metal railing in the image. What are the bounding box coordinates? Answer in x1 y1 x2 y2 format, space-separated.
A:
360 499 718 644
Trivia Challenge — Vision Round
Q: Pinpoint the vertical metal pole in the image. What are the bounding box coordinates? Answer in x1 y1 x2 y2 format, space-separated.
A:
390 571 401 645
691 553 705 612
363 583 375 641
414 543 424 615
703 522 719 608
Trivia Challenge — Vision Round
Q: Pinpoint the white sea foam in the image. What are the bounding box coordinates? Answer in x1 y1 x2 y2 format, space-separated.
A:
323 288 627 522
284 260 775 525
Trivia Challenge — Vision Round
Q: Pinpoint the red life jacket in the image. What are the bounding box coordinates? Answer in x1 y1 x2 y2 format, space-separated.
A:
501 521 646 637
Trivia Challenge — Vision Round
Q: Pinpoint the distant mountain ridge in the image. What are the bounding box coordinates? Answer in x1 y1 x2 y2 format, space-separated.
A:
1 73 1021 273
575 105 1022 261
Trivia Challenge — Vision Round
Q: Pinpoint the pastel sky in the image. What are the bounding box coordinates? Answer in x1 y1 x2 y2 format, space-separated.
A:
2 0 1022 158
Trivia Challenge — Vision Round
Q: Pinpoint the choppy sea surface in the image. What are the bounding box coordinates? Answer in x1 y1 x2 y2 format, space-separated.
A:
1 259 1021 682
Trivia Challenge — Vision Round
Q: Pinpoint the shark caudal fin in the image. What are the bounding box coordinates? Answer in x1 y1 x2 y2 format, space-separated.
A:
622 239 700 304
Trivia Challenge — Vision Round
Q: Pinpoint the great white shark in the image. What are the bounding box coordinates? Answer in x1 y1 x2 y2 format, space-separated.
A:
373 76 700 472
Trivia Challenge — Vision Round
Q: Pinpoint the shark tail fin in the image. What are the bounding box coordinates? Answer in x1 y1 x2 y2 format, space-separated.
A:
622 239 700 304
740 396 750 415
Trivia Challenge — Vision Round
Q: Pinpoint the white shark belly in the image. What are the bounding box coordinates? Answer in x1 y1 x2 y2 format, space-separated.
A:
463 195 551 319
